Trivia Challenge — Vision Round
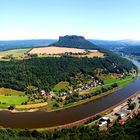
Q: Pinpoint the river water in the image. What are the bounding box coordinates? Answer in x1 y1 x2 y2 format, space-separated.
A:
0 60 140 128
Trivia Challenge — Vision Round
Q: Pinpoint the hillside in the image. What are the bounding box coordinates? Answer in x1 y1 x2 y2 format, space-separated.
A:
0 52 136 92
50 35 100 50
120 45 140 56
0 35 137 93
90 39 140 55
1 38 140 54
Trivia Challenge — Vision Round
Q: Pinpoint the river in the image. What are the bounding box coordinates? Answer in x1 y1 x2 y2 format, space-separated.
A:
0 59 140 129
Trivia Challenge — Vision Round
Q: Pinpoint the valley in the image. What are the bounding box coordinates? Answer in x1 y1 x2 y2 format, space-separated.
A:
0 36 137 112
1 0 140 139
0 35 139 130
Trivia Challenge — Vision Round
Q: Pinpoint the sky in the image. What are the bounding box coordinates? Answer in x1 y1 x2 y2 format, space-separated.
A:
0 0 140 40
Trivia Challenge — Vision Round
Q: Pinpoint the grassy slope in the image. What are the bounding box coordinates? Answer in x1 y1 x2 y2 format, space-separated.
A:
0 88 28 109
53 81 70 92
0 48 30 57
0 96 28 105
0 88 25 96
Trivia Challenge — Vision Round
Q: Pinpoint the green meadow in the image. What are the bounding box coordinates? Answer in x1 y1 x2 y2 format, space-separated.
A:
53 81 70 92
0 48 30 58
0 88 28 109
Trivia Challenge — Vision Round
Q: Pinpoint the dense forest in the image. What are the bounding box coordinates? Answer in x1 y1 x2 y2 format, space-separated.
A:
120 45 140 56
0 51 137 92
0 114 139 140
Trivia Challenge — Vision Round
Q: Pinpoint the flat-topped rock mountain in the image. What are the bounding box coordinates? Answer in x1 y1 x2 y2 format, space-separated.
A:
50 35 100 50
59 35 85 41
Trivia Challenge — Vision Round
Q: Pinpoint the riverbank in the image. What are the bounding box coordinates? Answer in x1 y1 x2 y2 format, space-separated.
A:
36 90 140 131
0 75 136 113
41 75 137 112
0 76 140 129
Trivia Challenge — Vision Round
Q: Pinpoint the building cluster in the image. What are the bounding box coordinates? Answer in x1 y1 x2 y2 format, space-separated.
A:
74 80 102 93
33 90 53 100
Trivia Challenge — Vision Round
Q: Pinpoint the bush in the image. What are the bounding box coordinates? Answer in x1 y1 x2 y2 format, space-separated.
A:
8 104 16 110
53 103 59 107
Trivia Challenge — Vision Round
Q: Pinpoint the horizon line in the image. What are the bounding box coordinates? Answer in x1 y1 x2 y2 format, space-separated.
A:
0 37 140 41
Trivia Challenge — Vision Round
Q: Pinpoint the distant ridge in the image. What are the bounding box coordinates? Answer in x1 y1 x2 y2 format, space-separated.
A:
0 39 56 51
50 35 100 50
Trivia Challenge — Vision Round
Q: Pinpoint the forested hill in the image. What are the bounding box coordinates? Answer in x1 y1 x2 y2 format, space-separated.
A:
0 35 138 92
120 45 140 56
0 54 137 92
50 35 100 50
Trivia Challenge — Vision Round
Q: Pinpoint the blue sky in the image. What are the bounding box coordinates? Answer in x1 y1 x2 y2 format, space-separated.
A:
0 0 140 40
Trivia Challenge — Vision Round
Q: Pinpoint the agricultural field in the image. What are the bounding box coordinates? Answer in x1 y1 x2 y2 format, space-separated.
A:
16 102 48 109
75 50 104 58
84 50 104 58
29 46 86 55
0 88 25 96
29 46 104 58
0 88 28 109
0 96 28 105
0 47 104 60
0 48 31 60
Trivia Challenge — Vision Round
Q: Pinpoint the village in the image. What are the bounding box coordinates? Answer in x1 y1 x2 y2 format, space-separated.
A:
25 72 131 109
27 74 104 105
85 92 140 130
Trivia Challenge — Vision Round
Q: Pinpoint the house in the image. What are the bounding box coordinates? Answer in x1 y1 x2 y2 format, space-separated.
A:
98 116 110 127
99 121 107 127
119 120 125 125
40 90 46 95
60 92 68 97
115 111 126 119
47 94 52 100
101 116 109 121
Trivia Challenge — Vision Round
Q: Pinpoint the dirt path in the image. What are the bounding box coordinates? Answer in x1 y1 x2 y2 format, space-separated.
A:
16 102 48 109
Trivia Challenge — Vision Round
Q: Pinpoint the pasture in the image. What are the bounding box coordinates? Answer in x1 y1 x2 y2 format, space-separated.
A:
53 81 70 92
0 88 25 96
0 88 28 109
0 48 30 58
0 96 28 105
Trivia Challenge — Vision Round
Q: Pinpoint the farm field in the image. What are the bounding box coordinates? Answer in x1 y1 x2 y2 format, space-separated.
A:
29 46 86 54
0 47 104 60
0 87 49 110
0 48 30 58
0 88 28 109
84 50 104 58
75 50 104 58
16 102 48 109
29 46 104 58
0 88 25 96
0 96 28 105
